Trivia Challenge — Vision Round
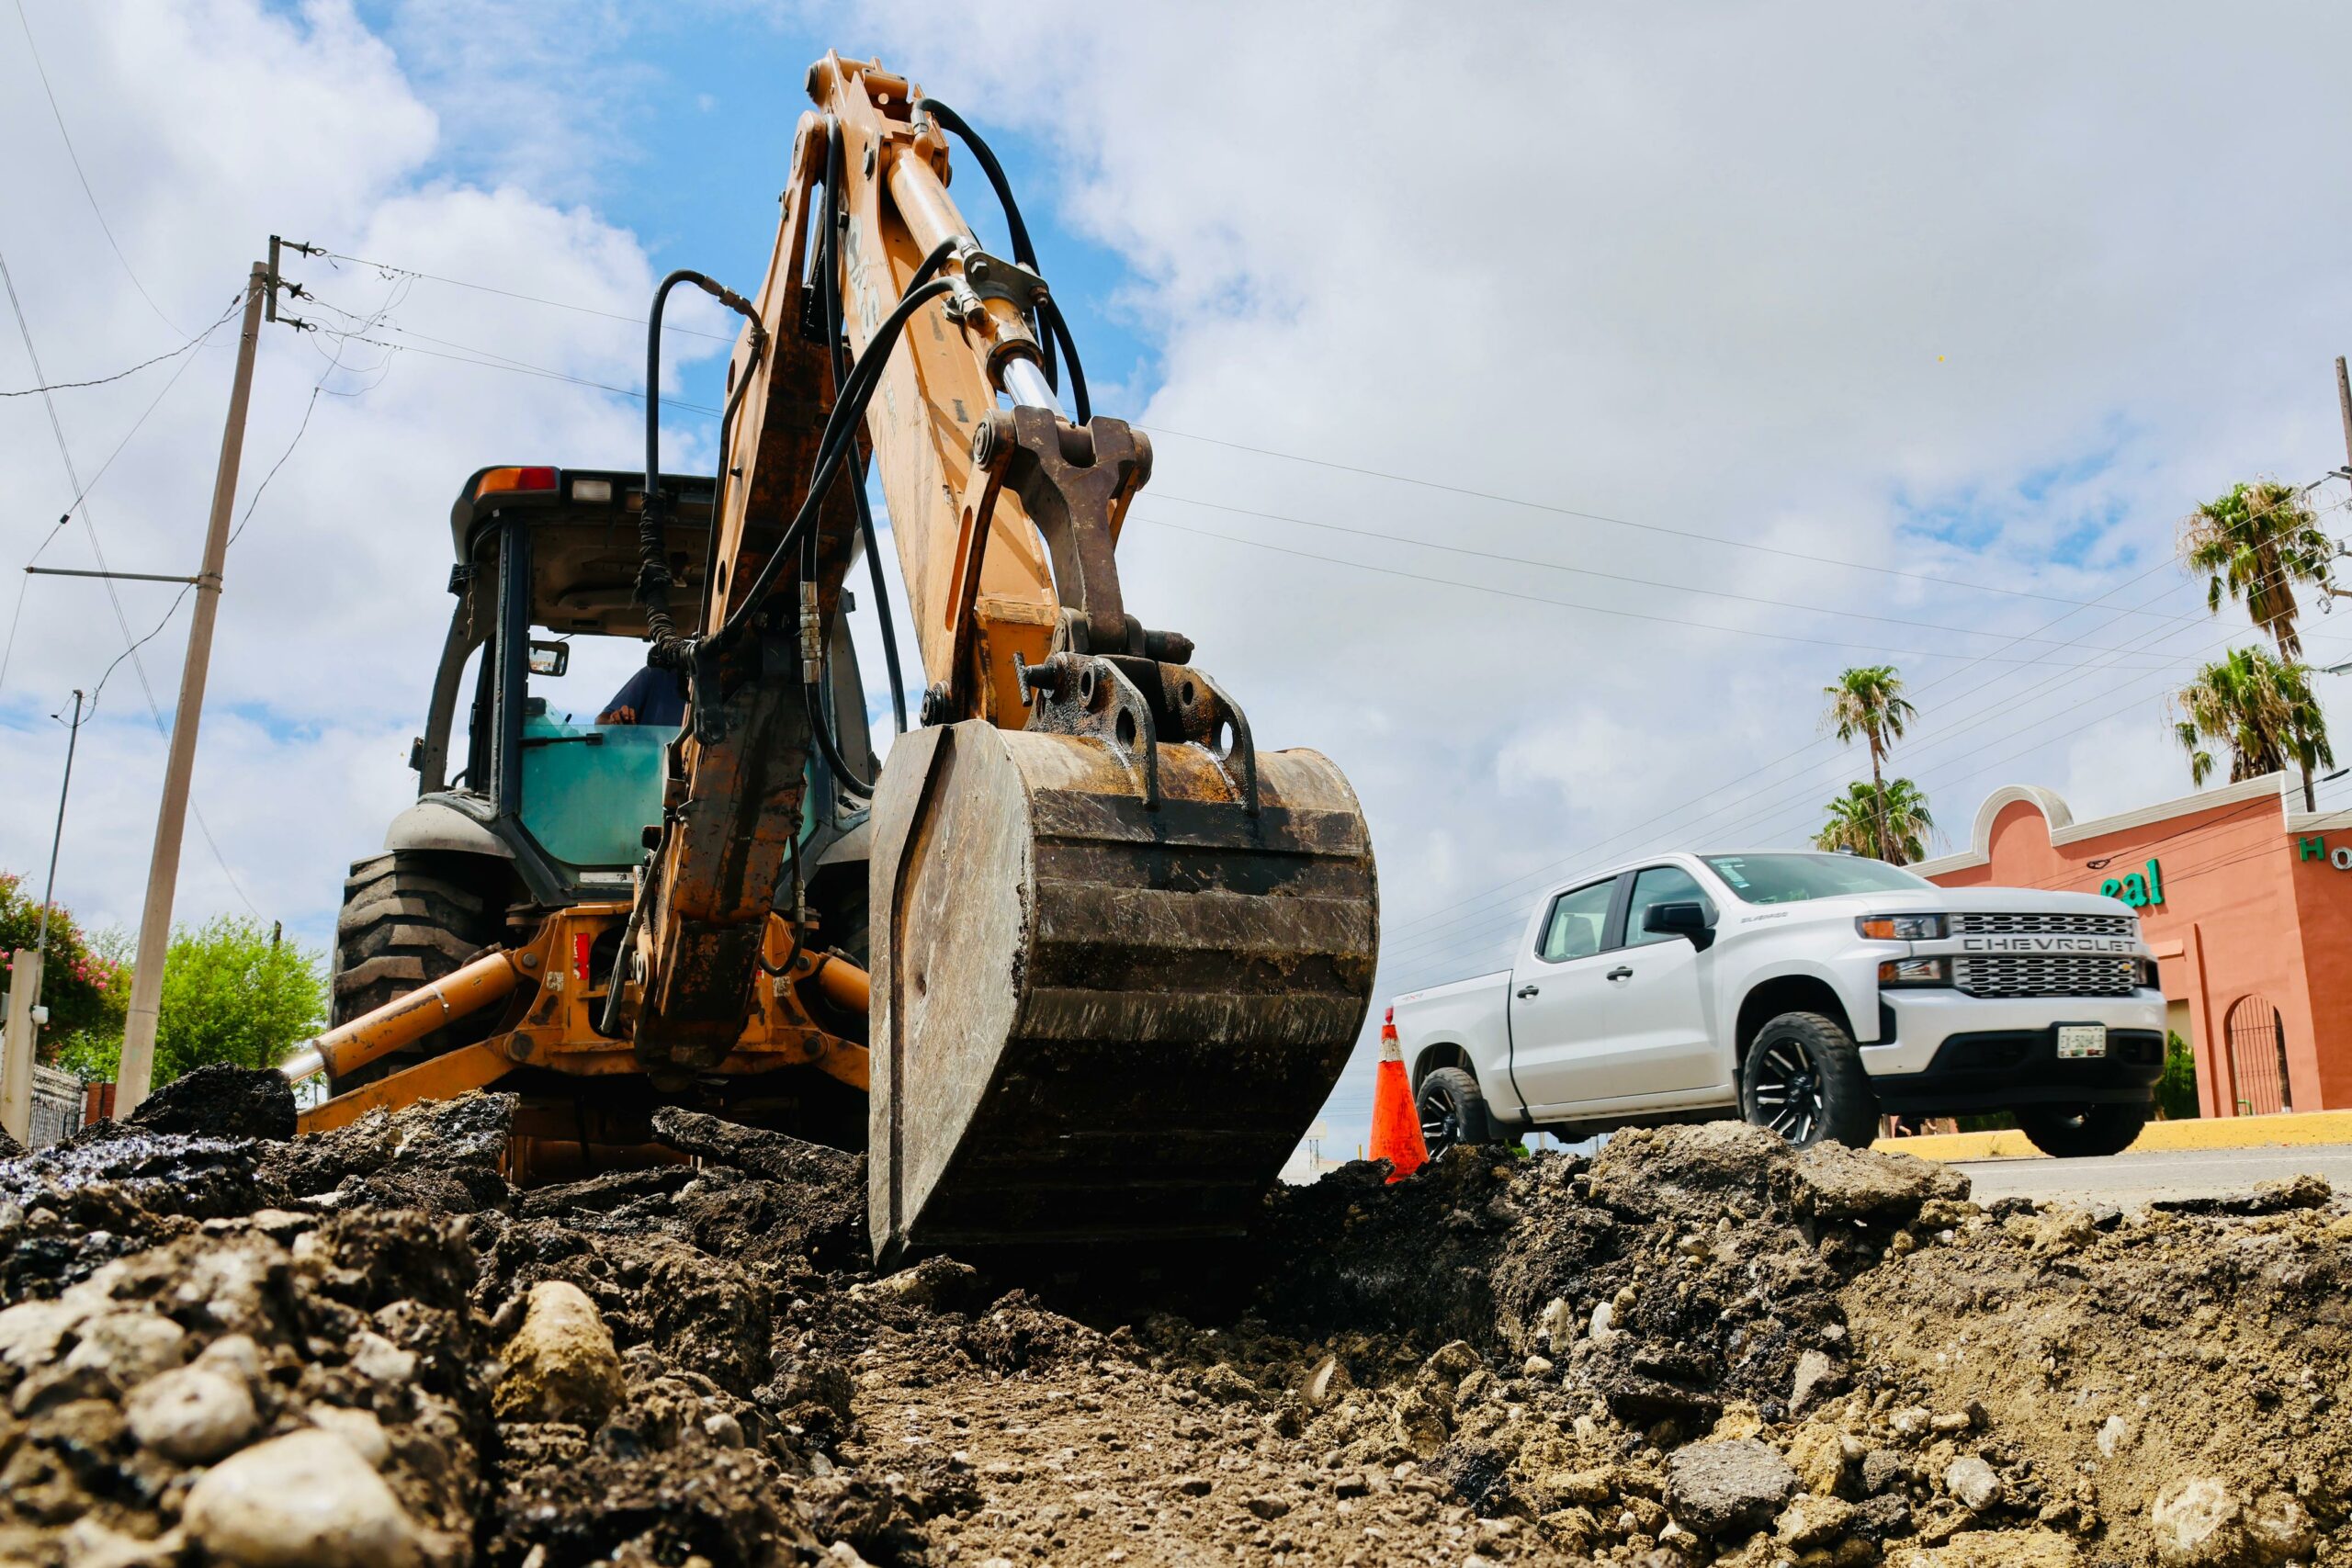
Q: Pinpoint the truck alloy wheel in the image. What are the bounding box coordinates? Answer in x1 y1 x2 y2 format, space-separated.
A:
1738 1011 1877 1149
1416 1066 1492 1156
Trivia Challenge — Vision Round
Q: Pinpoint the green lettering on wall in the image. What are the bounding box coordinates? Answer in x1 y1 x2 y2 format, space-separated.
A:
2301 835 2326 861
2093 859 2164 907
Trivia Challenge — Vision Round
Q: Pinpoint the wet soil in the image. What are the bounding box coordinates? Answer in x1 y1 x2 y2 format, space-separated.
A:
0 1076 2346 1567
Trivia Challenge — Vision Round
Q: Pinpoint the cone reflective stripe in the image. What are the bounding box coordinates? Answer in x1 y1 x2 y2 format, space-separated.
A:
1367 1008 1427 1181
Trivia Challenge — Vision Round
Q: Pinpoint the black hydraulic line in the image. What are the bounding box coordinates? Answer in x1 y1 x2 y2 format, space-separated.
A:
640 269 763 664
712 240 958 649
800 525 881 797
820 118 910 736
695 333 766 632
911 96 1091 423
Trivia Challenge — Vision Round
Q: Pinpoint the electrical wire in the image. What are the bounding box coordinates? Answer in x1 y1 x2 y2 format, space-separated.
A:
1374 530 2352 980
1133 513 2178 671
265 243 2301 630
0 250 257 913
1137 493 2204 660
9 0 182 336
1370 484 2350 956
0 308 231 397
300 244 737 342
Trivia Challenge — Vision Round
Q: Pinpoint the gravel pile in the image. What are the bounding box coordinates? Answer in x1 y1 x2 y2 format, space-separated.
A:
1 1075 2346 1567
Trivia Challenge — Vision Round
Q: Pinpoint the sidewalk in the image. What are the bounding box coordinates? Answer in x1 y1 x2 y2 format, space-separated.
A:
1873 1109 2352 1163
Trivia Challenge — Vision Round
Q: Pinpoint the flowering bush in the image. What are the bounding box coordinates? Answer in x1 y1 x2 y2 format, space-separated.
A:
0 872 129 1053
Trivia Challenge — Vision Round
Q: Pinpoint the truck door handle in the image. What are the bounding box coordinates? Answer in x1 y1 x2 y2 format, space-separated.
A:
1606 966 1634 981
1515 984 1540 998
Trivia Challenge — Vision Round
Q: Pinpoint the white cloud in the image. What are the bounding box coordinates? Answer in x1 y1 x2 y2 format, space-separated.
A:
838 0 2352 1147
11 0 2352 1162
0 0 721 953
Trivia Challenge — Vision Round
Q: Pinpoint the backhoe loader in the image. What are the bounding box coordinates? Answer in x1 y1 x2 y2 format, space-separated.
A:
288 53 1379 1263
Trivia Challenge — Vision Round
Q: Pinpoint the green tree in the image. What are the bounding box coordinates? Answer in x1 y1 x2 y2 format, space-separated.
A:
2154 1031 2199 1121
2178 479 2335 660
1821 665 1917 860
53 916 325 1088
1814 777 1935 865
2179 479 2337 808
2171 645 2334 804
0 872 129 1056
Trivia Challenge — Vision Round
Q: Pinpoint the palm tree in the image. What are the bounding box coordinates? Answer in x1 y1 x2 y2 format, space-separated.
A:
1821 665 1917 860
2172 646 2334 804
1815 778 1935 865
2177 479 2338 808
2178 479 2335 660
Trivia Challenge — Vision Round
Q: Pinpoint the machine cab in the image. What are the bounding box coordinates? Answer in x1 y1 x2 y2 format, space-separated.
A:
401 465 876 911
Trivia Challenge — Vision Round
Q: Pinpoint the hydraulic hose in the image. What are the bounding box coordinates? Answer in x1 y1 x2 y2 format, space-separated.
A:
640 269 763 665
712 238 958 650
801 526 880 797
912 97 1091 423
821 117 910 737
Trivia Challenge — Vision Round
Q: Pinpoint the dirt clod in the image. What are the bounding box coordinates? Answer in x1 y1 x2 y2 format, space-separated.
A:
0 1106 2345 1564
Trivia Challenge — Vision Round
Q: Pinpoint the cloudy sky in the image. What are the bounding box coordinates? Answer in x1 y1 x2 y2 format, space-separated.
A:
6 2 2352 1152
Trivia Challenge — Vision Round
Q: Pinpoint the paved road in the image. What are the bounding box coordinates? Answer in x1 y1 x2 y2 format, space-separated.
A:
1953 1143 2352 1206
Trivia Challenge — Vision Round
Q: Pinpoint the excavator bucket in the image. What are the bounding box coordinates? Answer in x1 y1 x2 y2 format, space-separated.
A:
867 716 1378 1264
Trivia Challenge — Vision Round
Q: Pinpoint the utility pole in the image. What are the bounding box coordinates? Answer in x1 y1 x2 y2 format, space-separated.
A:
3 689 85 1145
116 263 266 1114
2336 357 2352 477
37 689 85 962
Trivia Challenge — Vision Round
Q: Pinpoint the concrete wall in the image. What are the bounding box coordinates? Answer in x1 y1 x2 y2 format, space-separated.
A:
1916 776 2349 1114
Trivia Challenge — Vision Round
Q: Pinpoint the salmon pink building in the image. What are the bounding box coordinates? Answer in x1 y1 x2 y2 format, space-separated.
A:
1912 772 2352 1116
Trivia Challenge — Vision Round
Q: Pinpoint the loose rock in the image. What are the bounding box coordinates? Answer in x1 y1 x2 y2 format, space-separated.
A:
182 1428 424 1568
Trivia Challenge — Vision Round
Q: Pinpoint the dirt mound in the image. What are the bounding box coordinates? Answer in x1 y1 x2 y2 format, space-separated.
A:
119 1063 298 1142
0 1105 2345 1566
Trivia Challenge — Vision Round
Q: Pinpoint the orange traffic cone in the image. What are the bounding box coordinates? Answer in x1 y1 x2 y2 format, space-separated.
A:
1368 1007 1428 1181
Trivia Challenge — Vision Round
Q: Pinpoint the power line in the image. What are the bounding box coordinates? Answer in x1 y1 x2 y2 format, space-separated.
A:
0 246 254 914
1369 486 2350 957
1132 513 2179 671
296 243 737 343
1140 423 2169 614
1142 491 2210 657
8 0 182 335
225 388 321 548
0 309 225 397
1 292 243 700
1373 532 2349 980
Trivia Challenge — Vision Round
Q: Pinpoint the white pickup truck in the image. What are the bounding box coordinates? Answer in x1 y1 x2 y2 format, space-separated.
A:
1388 850 2167 1157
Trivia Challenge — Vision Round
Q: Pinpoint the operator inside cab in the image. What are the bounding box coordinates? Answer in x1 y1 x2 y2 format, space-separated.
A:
598 664 688 727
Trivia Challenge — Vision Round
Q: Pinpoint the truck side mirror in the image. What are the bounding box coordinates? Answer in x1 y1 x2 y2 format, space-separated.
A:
1643 901 1713 950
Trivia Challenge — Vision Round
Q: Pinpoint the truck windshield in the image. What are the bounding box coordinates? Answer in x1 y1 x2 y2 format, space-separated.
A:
1701 852 1931 905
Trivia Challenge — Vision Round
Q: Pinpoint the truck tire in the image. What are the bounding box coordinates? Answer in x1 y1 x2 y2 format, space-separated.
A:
1740 1011 1878 1149
2016 1102 2148 1158
1417 1066 1496 1156
326 851 503 1093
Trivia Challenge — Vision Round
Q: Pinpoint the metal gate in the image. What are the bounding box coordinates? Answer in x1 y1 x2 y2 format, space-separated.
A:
2223 995 2292 1116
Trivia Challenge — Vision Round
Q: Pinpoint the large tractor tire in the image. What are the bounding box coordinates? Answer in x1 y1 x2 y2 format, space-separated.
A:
326 851 503 1093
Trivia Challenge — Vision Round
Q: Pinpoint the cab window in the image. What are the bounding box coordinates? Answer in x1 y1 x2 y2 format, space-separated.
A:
1624 863 1714 947
1537 878 1616 963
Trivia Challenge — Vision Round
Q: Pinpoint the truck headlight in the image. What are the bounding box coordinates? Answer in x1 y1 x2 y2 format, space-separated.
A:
1879 957 1951 987
1858 913 1946 941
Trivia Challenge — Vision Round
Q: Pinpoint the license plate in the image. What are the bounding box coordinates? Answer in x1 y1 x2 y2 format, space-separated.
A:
2056 1024 2107 1059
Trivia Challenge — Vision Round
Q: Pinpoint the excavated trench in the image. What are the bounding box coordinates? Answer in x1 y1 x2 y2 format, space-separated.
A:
0 1066 2346 1567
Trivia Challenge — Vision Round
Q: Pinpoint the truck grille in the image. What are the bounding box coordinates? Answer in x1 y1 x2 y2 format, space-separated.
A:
1951 911 2137 938
1953 954 2139 998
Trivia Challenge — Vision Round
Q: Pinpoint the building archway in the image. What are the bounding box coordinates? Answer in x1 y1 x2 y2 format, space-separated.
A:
2222 994 2292 1116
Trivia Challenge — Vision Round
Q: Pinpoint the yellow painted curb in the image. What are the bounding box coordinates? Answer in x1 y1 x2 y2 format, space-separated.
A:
1872 1109 2352 1164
